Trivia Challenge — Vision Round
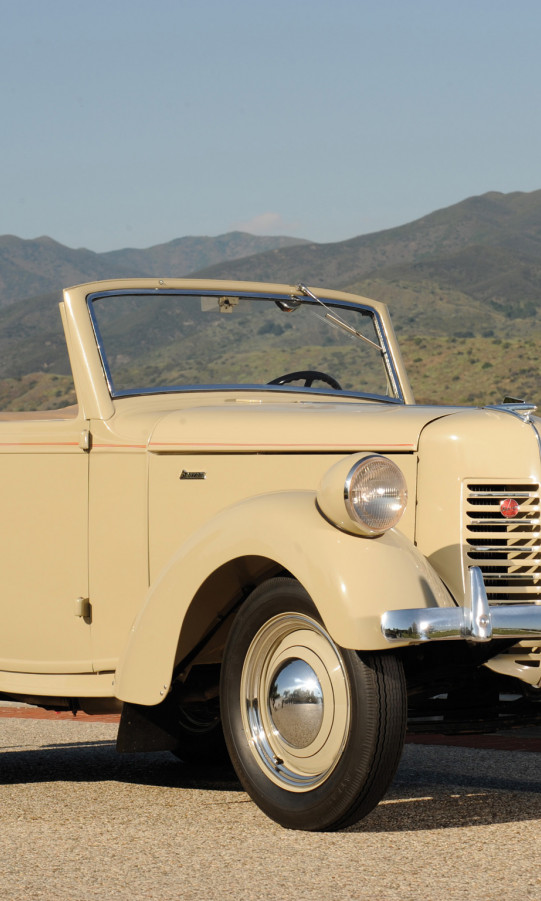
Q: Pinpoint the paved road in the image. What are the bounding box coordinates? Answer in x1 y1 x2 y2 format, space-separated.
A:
0 717 539 901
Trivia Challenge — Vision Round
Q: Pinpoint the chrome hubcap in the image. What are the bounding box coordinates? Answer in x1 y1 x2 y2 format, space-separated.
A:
240 612 351 792
269 658 324 748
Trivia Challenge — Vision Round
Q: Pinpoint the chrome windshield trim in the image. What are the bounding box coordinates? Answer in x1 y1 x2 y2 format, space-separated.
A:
88 287 312 303
381 566 541 644
107 384 404 404
86 287 405 404
88 304 114 395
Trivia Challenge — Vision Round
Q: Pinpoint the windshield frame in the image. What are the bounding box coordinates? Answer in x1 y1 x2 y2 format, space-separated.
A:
87 287 405 404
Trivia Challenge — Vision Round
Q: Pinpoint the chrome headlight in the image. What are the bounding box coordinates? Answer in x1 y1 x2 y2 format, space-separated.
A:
318 454 408 537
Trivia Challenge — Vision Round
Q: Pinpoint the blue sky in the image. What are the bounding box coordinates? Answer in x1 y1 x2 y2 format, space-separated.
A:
1 0 540 251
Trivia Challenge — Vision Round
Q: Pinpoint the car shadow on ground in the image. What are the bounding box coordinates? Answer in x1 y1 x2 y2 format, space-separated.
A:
0 740 242 792
0 739 539 831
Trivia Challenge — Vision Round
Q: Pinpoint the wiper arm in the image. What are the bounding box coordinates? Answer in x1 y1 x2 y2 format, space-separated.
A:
296 284 381 351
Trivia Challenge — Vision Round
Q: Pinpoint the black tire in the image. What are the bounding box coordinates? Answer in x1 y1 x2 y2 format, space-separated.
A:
220 578 407 831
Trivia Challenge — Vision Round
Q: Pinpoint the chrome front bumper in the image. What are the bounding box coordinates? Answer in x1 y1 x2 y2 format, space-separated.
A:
382 566 541 644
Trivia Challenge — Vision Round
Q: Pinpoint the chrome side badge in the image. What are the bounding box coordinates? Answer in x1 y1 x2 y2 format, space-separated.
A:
179 470 206 480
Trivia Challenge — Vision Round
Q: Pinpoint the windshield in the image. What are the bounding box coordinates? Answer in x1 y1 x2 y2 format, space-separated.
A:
88 289 402 401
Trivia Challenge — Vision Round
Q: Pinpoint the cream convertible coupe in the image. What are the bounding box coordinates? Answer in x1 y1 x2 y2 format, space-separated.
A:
0 278 540 831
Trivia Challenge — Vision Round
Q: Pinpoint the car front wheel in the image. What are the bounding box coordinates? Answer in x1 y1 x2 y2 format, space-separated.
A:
220 578 407 831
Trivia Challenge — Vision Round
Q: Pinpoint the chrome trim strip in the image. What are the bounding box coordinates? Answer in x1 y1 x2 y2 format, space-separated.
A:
381 566 541 644
482 573 541 581
467 518 539 526
468 491 537 498
468 545 541 552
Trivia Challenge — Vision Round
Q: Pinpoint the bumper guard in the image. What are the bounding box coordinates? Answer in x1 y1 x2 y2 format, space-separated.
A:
381 566 541 644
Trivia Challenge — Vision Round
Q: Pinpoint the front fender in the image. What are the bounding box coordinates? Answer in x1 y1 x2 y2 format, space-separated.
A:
114 490 453 705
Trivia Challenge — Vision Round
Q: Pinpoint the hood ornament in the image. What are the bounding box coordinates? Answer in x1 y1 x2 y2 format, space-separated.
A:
486 399 537 423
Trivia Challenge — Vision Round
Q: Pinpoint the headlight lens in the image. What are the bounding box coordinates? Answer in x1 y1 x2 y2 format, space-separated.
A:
317 453 408 536
345 455 407 533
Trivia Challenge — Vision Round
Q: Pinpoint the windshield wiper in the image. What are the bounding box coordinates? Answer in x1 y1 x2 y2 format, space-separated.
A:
296 284 381 351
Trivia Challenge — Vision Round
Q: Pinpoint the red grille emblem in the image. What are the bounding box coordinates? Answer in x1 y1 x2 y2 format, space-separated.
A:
500 498 519 518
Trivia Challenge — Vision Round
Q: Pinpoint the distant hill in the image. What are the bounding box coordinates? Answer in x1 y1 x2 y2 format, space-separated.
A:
191 189 541 287
190 190 541 337
0 232 308 307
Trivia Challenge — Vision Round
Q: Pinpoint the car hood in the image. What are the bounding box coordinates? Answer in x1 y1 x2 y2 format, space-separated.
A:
146 399 462 453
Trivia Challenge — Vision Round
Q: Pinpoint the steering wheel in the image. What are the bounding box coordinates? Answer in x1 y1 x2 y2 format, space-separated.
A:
267 370 342 390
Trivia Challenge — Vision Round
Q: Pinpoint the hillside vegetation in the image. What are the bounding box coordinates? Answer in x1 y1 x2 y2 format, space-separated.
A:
399 334 540 406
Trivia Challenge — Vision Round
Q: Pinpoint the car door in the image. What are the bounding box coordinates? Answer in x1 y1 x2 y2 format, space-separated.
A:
0 414 91 674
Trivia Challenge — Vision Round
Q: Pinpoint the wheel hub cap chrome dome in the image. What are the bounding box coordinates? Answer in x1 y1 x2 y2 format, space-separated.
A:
269 658 324 748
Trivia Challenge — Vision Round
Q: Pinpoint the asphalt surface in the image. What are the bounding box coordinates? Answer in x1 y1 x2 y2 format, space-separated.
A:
0 715 539 901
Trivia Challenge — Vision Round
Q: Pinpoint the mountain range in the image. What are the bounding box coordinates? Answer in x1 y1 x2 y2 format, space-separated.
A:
0 232 308 308
1 188 540 409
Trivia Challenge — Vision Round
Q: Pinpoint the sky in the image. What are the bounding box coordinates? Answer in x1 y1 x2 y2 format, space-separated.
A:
1 0 541 252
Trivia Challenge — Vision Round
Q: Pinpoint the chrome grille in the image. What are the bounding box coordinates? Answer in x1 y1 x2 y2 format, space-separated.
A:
465 482 541 604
